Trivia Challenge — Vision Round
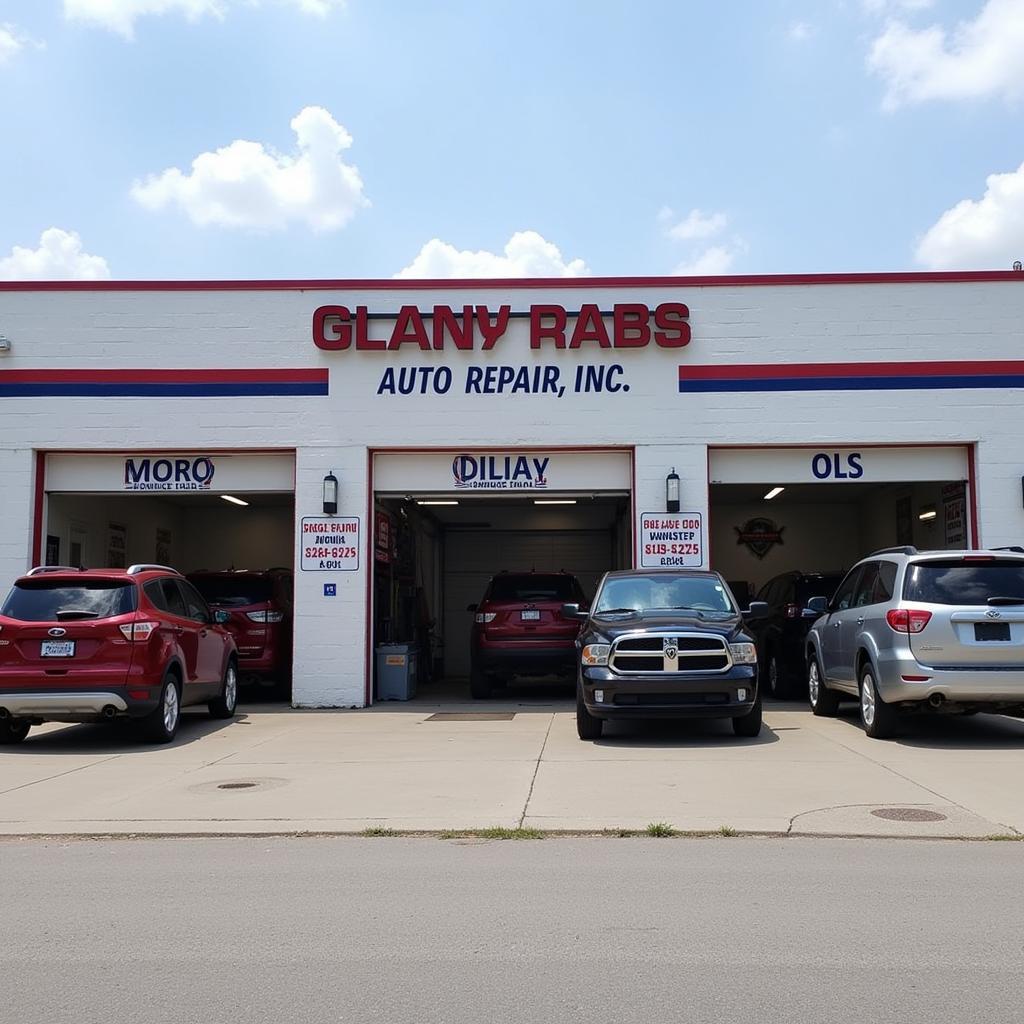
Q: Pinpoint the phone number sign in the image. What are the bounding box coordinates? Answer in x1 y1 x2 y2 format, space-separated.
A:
639 512 704 568
301 517 361 571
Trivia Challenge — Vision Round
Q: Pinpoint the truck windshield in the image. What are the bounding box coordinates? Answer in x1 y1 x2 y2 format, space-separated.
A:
594 575 734 615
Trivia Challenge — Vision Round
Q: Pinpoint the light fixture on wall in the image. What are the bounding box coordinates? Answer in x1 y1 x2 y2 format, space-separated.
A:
918 504 938 522
534 499 577 505
666 468 680 513
417 500 459 506
220 494 249 507
323 471 339 515
763 486 784 501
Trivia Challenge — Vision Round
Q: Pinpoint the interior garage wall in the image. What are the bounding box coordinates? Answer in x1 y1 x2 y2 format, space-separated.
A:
711 502 862 594
179 506 293 572
857 482 955 555
47 494 185 569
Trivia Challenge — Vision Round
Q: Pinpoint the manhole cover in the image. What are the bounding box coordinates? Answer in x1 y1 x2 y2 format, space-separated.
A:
425 712 516 722
217 782 258 790
871 807 948 822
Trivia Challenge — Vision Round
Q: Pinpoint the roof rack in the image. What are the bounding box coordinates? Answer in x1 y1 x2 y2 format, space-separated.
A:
868 546 918 557
126 564 180 576
26 565 82 576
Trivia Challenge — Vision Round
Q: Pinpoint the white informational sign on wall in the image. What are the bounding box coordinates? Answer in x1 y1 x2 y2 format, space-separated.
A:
639 512 704 568
300 517 360 571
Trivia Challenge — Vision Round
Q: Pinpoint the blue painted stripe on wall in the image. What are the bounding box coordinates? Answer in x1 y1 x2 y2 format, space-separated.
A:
679 375 1024 393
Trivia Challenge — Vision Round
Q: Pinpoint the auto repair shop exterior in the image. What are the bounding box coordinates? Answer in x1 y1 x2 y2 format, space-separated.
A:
0 271 1022 708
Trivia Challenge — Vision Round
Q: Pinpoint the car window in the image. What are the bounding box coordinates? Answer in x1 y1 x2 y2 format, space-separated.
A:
487 575 580 602
177 580 211 622
796 575 844 606
594 575 734 614
159 578 188 618
1 579 137 621
853 562 881 608
144 579 168 612
830 567 863 612
903 558 1024 605
875 562 897 604
189 575 276 607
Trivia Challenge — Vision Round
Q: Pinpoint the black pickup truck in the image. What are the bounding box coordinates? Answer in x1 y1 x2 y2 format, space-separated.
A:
564 569 768 740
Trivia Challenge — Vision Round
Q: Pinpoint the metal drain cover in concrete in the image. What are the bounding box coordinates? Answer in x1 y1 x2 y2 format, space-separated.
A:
218 782 258 790
189 777 289 795
425 712 516 722
871 807 948 822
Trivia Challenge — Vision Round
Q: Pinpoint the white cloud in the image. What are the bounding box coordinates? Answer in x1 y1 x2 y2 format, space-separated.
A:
863 0 933 13
788 20 814 41
0 228 111 280
0 22 32 63
64 0 344 39
672 246 738 276
917 159 1024 269
868 0 1024 109
661 207 729 241
394 231 590 279
131 106 368 231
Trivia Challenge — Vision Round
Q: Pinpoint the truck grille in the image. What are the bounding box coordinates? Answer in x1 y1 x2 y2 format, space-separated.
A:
609 632 731 674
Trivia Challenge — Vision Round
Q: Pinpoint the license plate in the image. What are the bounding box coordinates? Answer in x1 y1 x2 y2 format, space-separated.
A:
520 609 541 621
975 622 1010 642
41 641 76 658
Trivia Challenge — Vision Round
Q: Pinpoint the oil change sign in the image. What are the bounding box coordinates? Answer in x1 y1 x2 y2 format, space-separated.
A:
301 517 361 571
640 512 704 568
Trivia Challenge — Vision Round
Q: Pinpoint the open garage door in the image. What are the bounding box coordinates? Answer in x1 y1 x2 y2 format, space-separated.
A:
39 452 296 702
372 449 632 702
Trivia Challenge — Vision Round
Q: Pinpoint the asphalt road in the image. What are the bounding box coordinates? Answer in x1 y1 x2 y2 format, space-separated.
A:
2 836 1023 1024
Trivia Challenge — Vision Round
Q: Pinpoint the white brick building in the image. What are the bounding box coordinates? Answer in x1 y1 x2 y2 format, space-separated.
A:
1 272 1021 707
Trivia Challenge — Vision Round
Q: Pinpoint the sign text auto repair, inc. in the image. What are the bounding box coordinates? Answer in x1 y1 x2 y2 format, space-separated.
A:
312 302 690 398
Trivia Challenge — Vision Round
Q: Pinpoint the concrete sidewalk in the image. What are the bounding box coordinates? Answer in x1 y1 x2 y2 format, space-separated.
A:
2 698 1024 838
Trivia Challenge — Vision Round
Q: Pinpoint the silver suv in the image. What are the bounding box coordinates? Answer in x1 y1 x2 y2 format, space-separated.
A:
804 547 1024 738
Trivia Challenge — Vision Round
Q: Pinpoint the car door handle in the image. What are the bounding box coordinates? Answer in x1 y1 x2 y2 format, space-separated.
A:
172 626 184 635
832 621 841 629
856 617 865 626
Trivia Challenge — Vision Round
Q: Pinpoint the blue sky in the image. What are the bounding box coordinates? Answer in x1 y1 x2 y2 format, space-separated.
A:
1 0 1023 280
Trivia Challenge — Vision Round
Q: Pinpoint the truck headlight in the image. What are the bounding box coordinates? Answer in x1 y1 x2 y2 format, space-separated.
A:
729 643 757 665
582 644 611 667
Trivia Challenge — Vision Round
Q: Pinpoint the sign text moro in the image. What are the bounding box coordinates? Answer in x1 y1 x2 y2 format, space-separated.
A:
124 457 215 492
300 517 360 571
640 512 704 568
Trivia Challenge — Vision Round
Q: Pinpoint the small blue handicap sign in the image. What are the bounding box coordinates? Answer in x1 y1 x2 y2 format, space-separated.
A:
323 583 337 597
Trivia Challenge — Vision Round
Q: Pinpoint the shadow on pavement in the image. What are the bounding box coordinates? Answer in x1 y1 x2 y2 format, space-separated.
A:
596 716 780 748
5 712 249 755
826 704 1024 749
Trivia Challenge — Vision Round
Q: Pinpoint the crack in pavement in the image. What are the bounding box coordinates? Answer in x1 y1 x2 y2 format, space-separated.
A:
519 713 555 829
0 755 123 798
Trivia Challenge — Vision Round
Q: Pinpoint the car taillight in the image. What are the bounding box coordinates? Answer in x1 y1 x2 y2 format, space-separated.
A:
474 612 497 624
886 609 932 634
784 603 800 619
246 611 285 623
119 621 159 642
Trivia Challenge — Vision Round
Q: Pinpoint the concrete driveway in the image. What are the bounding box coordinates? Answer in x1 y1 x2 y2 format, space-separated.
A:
2 696 1024 838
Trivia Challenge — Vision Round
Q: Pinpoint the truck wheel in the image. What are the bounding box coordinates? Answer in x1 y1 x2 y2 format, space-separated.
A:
576 684 603 740
766 652 792 700
732 696 762 737
860 666 900 739
808 657 840 717
469 666 491 700
0 719 30 744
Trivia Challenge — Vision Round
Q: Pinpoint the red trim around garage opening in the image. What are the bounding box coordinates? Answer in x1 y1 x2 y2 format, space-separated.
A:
1 271 1023 292
967 444 980 547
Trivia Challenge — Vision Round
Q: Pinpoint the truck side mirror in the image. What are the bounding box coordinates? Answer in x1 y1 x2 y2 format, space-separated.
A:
743 601 769 621
561 603 588 621
805 596 829 615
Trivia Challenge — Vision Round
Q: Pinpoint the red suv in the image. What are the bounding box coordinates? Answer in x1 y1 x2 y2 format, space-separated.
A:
0 564 238 745
468 571 588 698
187 569 293 690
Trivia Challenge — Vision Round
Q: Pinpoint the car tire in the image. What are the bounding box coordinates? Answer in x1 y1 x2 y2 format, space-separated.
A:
469 666 491 700
576 684 603 740
208 658 238 720
142 672 181 744
808 656 840 717
0 719 30 744
766 652 792 700
859 665 899 739
732 695 763 737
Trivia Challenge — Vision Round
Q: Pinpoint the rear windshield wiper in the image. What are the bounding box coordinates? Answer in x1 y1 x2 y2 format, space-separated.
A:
55 609 101 621
987 596 1024 606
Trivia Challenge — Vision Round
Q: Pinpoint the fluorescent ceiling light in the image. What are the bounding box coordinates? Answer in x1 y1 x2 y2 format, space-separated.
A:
534 499 577 505
417 500 459 506
763 487 785 501
918 508 938 521
220 494 249 506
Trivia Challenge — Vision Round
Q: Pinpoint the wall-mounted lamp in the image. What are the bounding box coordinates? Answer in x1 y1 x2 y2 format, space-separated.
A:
918 504 937 522
323 471 339 515
0 335 10 353
666 468 680 514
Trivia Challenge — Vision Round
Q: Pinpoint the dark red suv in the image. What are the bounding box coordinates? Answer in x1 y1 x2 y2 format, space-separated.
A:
0 565 238 745
468 571 588 698
187 569 293 690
